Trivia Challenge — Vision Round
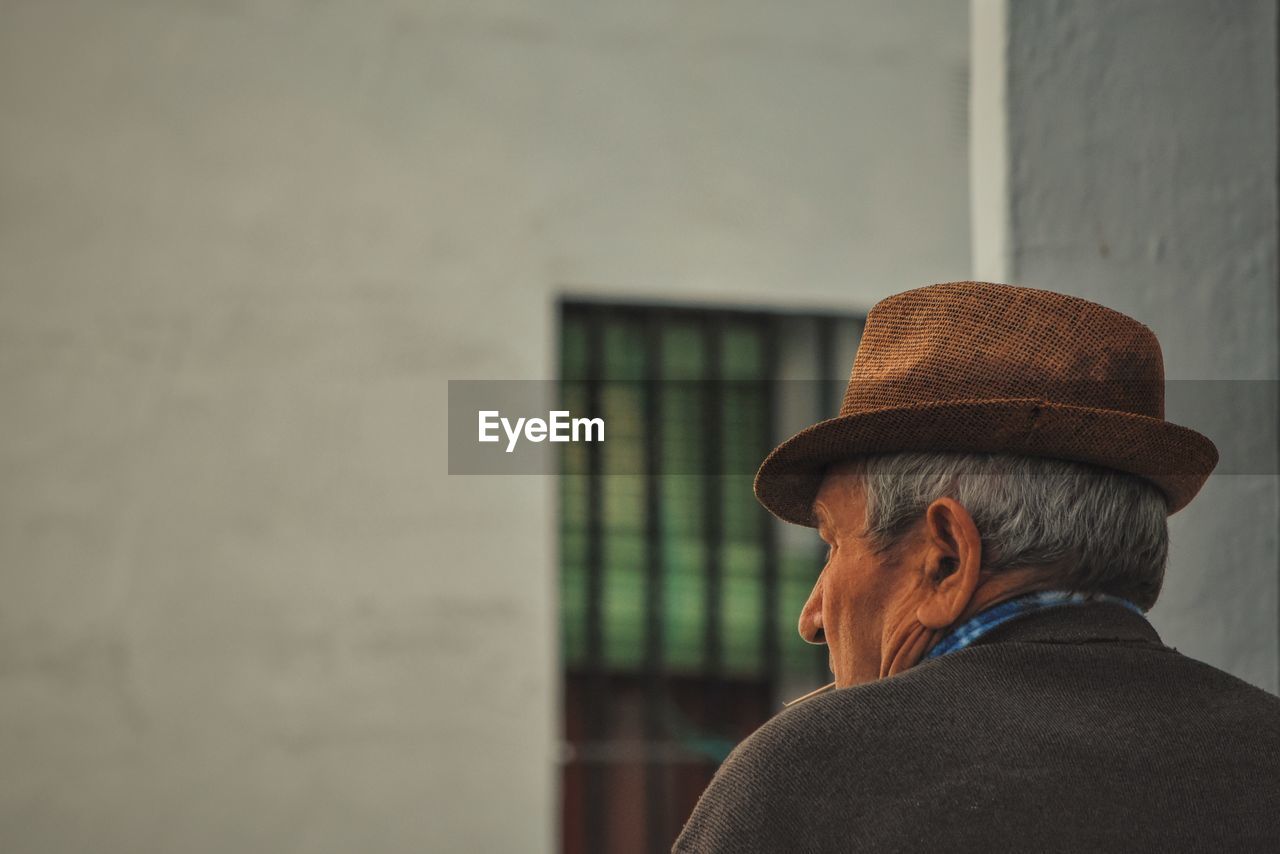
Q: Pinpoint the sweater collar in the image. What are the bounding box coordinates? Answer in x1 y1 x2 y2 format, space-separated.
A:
923 591 1160 661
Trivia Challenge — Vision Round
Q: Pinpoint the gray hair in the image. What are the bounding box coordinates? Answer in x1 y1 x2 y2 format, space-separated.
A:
853 452 1169 610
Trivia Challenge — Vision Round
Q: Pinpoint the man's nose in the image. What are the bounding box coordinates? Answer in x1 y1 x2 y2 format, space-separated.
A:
798 579 826 645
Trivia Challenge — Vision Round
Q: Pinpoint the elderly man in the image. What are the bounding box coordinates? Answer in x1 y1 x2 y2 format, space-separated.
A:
673 282 1280 852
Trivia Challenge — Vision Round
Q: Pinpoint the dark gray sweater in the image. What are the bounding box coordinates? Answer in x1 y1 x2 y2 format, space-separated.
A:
674 602 1280 853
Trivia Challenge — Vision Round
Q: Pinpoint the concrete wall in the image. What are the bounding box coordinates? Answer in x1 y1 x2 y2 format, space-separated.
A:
0 2 969 851
972 0 1279 691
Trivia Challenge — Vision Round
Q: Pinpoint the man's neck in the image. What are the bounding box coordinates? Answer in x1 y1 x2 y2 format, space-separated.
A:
877 568 1062 680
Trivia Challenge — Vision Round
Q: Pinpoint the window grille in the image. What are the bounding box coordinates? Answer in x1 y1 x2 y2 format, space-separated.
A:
558 301 863 854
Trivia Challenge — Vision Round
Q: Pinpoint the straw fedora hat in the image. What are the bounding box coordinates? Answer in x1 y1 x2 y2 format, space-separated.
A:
754 281 1218 526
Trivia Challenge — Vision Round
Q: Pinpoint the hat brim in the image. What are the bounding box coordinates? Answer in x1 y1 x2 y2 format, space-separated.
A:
754 398 1219 526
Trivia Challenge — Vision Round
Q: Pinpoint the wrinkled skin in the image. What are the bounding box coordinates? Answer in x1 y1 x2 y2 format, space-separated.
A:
799 461 1056 687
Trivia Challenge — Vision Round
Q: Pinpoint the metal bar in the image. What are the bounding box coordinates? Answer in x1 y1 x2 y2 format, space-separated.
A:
759 317 782 708
583 307 607 854
584 314 606 667
818 314 840 413
642 312 669 853
702 316 724 679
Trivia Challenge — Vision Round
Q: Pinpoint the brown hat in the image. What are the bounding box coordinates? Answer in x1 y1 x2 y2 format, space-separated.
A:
754 281 1218 526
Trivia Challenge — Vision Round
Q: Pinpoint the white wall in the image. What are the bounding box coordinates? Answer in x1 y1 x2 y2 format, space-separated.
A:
0 2 969 851
973 0 1279 692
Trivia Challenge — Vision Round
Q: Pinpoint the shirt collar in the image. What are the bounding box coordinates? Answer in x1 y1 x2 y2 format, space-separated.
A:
922 590 1148 662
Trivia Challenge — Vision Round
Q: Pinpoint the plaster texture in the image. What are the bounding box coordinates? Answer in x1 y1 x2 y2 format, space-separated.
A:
0 2 968 851
973 0 1279 691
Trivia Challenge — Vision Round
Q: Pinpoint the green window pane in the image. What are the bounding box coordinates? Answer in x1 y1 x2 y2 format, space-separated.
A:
660 383 705 474
781 547 822 580
661 323 705 380
603 475 644 538
561 554 587 666
601 381 644 480
662 534 706 672
779 574 820 675
602 530 645 669
560 472 589 666
722 474 762 544
721 389 768 480
721 320 764 380
660 474 703 549
721 559 763 676
603 321 645 380
561 315 588 381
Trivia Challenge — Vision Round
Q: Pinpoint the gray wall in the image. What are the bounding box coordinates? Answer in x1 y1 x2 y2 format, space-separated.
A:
973 0 1279 691
0 2 969 852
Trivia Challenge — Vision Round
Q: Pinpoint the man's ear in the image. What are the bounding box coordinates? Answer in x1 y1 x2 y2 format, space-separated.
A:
915 497 982 629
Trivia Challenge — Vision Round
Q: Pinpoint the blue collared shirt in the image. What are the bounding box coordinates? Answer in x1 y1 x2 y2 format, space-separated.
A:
921 589 1147 662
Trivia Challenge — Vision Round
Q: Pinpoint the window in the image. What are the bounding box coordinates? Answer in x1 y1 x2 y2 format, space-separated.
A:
558 301 863 854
